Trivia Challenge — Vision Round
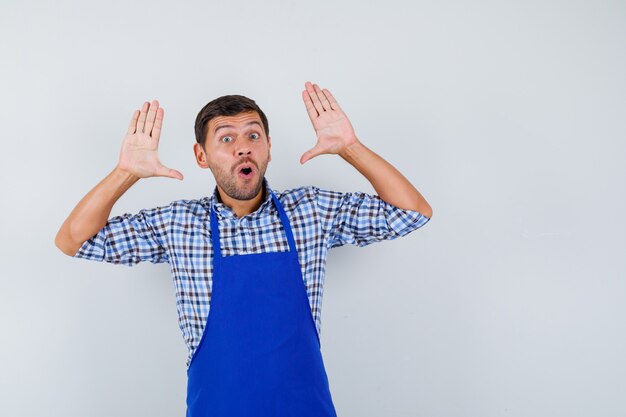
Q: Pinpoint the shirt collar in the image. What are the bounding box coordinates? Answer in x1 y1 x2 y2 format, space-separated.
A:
203 177 274 219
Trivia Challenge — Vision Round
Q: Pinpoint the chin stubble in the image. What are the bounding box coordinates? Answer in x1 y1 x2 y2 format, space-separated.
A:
212 166 265 201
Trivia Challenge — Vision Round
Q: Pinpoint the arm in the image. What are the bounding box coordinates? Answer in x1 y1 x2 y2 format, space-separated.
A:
300 81 433 218
311 186 431 249
55 100 183 257
55 167 139 256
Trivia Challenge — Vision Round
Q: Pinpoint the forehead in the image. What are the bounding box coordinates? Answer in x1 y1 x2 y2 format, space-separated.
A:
207 111 262 135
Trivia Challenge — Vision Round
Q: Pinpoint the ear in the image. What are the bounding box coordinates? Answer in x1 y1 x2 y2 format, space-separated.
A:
267 135 272 163
194 143 210 168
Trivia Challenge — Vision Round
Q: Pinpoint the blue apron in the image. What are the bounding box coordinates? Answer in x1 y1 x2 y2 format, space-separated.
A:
185 190 338 417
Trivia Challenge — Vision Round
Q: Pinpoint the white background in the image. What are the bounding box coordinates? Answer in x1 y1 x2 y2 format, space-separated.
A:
1 0 625 416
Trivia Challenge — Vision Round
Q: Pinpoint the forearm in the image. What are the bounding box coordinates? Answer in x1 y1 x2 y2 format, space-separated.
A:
339 139 433 217
55 167 140 256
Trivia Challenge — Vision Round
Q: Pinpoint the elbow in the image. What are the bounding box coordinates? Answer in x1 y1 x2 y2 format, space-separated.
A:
54 229 80 257
411 194 432 219
417 203 433 219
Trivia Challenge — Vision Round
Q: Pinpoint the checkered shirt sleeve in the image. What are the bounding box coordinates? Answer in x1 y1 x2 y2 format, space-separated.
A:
311 186 430 249
73 204 172 266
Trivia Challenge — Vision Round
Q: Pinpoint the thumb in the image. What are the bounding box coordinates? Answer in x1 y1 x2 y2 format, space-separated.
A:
156 164 184 180
300 143 325 165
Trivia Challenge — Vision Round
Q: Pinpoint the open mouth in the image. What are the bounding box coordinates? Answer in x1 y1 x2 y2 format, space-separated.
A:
237 164 255 179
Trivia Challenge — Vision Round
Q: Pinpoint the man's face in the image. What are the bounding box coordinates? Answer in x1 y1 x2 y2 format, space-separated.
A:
194 111 271 201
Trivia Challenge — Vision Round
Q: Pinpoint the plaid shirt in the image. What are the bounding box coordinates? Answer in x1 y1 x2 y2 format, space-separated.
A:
74 177 431 368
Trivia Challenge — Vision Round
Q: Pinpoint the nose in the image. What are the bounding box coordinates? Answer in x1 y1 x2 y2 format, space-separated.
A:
236 146 251 157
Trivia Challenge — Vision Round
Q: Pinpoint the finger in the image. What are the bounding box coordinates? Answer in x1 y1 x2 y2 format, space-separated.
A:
305 81 325 115
322 88 341 111
314 84 331 111
156 164 184 181
137 101 150 133
300 143 325 164
127 110 140 135
302 90 318 123
144 99 159 136
151 108 164 142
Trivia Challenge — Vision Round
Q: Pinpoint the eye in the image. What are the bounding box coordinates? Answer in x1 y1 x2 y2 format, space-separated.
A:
250 132 260 140
221 136 233 143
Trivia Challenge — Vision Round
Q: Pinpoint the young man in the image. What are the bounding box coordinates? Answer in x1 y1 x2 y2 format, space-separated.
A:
55 81 433 417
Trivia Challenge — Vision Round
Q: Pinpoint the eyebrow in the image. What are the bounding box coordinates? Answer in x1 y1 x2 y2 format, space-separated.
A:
214 121 262 134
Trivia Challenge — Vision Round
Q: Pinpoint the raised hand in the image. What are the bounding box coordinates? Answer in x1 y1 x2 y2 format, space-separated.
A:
300 81 359 164
117 100 184 180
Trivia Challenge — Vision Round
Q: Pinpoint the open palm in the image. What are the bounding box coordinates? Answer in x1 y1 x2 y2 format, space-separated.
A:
300 82 359 164
117 100 183 180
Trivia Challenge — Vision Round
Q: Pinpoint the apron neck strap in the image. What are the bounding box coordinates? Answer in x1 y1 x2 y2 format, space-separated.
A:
210 189 297 259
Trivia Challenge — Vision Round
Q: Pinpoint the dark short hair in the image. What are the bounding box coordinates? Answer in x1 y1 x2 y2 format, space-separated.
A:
194 94 269 149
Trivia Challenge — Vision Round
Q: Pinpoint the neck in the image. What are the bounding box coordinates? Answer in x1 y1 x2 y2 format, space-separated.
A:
216 182 266 218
